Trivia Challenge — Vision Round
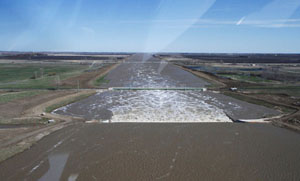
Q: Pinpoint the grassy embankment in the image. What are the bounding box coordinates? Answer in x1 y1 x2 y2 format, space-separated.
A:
0 63 106 162
0 63 110 121
0 90 48 103
223 92 295 114
0 63 97 125
216 72 300 97
94 75 110 86
0 90 51 124
220 78 299 113
92 64 115 87
218 74 274 83
0 117 50 125
45 91 96 113
0 142 32 162
240 86 300 97
182 65 299 115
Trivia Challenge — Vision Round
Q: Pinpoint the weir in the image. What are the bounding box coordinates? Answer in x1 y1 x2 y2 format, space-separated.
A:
108 87 207 91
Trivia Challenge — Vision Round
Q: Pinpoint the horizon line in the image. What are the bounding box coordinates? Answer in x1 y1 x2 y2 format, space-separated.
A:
1 50 300 55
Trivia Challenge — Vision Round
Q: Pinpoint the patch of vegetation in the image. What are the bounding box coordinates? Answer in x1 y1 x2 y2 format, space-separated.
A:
218 74 273 83
0 117 49 125
0 64 88 89
47 72 57 76
94 75 110 86
45 92 96 113
0 142 32 162
0 90 48 104
242 86 300 97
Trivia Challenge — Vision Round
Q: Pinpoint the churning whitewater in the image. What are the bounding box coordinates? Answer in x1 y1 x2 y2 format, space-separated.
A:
54 90 232 122
53 54 278 123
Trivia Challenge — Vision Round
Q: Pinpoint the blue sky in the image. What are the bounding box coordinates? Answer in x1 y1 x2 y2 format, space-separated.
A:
0 0 300 53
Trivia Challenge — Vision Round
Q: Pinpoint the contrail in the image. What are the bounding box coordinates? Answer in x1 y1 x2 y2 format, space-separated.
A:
236 17 246 25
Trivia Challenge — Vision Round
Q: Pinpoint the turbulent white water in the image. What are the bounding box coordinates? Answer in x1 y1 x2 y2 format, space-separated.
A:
54 55 279 122
94 90 231 123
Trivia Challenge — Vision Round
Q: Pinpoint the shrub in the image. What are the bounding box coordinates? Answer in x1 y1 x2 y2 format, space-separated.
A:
47 72 56 76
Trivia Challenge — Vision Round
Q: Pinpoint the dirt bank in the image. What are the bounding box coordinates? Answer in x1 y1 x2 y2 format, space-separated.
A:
0 58 121 162
0 89 98 162
61 63 119 88
180 65 300 130
0 91 71 120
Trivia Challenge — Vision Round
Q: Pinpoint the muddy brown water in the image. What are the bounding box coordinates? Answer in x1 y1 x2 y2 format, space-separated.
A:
1 123 300 180
1 54 299 180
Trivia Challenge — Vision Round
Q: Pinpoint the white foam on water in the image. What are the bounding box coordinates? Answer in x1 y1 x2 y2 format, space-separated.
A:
54 62 234 123
106 90 231 123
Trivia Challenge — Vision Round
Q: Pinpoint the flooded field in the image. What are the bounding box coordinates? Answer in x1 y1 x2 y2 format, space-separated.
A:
54 54 279 122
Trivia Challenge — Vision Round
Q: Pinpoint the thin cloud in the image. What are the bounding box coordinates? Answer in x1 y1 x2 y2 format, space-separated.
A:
256 24 300 28
241 19 300 28
95 18 300 28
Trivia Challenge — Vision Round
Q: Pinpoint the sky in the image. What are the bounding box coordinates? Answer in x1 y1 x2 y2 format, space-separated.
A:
0 0 300 53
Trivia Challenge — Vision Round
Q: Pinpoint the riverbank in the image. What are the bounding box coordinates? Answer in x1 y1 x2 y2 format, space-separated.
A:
180 65 300 131
0 90 97 162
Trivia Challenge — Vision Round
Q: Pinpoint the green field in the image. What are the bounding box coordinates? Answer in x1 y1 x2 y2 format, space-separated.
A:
0 90 48 103
0 64 88 89
218 73 273 83
242 86 300 97
94 75 110 86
